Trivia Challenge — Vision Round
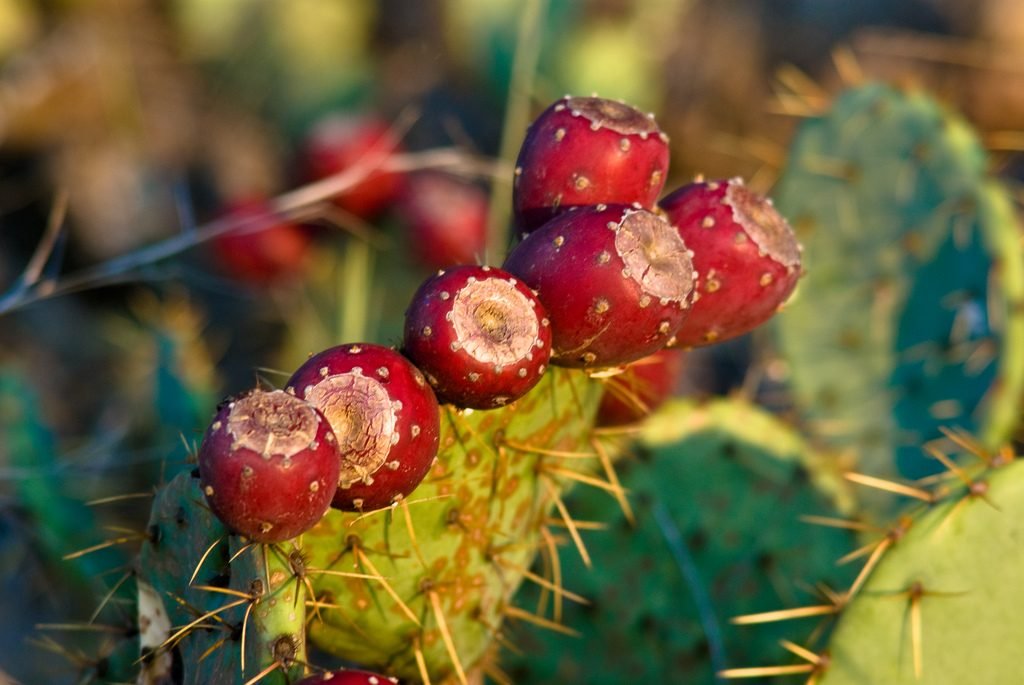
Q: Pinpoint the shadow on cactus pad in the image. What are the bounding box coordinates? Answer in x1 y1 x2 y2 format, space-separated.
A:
502 398 856 684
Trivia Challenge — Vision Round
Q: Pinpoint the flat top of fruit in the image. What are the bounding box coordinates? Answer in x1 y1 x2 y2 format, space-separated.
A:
562 96 660 135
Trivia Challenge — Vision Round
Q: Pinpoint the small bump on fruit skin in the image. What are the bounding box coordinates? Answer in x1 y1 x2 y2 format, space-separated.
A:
597 349 686 426
287 344 440 512
294 670 400 684
303 114 404 219
396 172 487 269
503 205 696 368
513 95 670 233
660 177 803 347
197 389 341 543
403 265 553 409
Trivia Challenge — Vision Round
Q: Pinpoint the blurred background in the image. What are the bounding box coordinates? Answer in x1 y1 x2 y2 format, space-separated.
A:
1 1 1022 683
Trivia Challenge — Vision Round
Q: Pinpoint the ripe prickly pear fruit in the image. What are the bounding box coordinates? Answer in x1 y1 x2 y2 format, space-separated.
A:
660 178 802 347
211 198 312 284
513 95 670 233
402 265 552 409
295 670 399 684
197 388 341 543
287 344 440 512
597 348 686 426
503 204 696 368
397 172 487 269
303 114 404 219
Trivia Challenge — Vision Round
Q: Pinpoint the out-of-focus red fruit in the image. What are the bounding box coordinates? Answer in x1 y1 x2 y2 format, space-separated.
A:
198 389 341 543
403 265 552 409
303 115 404 219
211 199 311 284
287 344 440 512
295 670 399 685
503 205 696 369
513 95 670 233
597 349 686 426
660 178 802 347
397 172 487 269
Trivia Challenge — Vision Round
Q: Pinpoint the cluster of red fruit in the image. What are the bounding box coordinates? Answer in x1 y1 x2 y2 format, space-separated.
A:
211 116 488 283
196 95 802 558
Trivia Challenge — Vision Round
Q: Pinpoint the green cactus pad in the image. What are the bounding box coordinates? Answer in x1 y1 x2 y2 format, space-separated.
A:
774 83 1024 483
504 398 855 684
815 457 1024 684
138 470 306 684
0 371 125 587
303 367 602 681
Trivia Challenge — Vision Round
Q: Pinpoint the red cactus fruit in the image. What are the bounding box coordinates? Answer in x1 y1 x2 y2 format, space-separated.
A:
503 205 696 368
597 349 686 426
397 172 487 269
287 344 440 512
403 265 552 409
295 670 399 685
513 95 670 233
197 389 341 543
303 114 404 219
211 198 311 284
660 177 802 347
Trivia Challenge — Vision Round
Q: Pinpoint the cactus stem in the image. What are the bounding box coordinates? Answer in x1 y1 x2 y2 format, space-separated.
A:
241 659 280 685
730 604 839 626
160 596 249 654
85 491 154 506
542 477 592 568
502 604 579 637
413 637 432 685
937 426 995 464
599 376 652 416
843 472 935 503
348 494 455 525
483 661 514 685
539 464 626 497
352 545 420 626
540 526 563 622
306 568 382 582
62 532 145 561
543 517 609 531
88 569 134 623
189 536 226 586
239 600 256 674
446 410 500 461
845 538 895 601
830 45 865 86
501 439 596 459
230 541 258 564
719 663 817 679
399 498 430 571
592 437 634 524
590 424 645 437
304 599 371 640
780 639 823 665
495 560 589 606
34 622 129 634
428 589 468 685
198 634 232 662
799 515 879 533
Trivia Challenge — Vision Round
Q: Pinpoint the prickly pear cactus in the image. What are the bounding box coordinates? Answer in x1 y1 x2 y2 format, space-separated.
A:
135 366 603 682
761 452 1024 685
303 367 601 681
138 469 308 684
774 83 1024 482
504 398 855 684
